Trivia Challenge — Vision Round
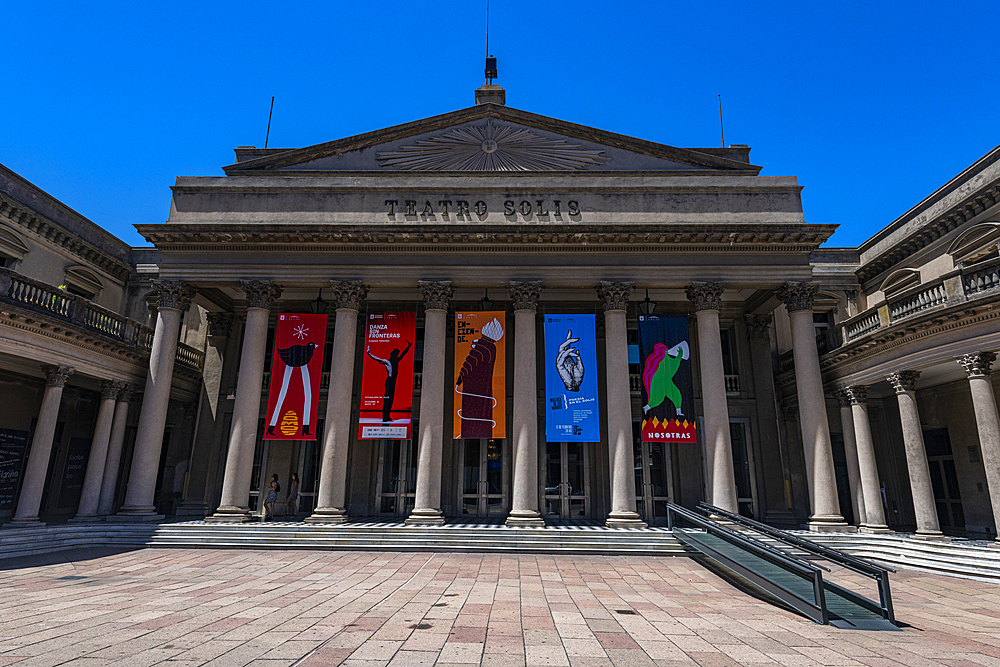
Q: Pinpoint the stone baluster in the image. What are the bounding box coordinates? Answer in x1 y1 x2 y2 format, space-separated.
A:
72 380 125 521
97 385 135 516
842 385 891 532
956 352 1000 545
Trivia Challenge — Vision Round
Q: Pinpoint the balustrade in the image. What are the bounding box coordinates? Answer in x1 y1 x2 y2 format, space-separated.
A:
888 279 947 322
963 256 1000 296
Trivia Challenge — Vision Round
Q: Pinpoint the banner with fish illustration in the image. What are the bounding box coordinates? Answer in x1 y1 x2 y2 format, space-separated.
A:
359 312 417 439
543 314 600 442
638 315 696 443
265 313 328 440
453 311 506 439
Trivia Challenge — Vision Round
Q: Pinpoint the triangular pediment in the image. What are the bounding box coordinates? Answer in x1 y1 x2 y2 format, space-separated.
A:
223 105 760 175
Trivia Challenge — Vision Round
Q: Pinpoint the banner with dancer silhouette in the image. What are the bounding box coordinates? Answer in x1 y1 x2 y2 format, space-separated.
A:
264 313 328 440
359 311 416 439
544 314 600 442
638 315 696 443
453 311 506 439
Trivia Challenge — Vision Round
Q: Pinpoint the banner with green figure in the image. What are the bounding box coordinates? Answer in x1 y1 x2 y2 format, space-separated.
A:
638 315 696 443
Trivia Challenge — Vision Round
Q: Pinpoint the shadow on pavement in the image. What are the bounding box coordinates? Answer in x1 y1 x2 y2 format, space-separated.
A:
0 546 143 571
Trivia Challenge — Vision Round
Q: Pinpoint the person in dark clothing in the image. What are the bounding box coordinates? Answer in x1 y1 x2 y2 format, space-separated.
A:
366 340 412 423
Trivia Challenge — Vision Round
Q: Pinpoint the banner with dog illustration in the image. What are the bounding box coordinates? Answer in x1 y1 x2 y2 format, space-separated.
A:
638 315 696 443
359 312 417 440
453 311 506 439
265 313 328 440
544 314 600 442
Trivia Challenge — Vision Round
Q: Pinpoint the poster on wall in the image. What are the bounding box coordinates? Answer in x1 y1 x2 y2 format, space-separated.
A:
453 311 506 439
544 314 600 442
0 429 30 512
638 315 696 443
358 311 417 440
264 313 329 440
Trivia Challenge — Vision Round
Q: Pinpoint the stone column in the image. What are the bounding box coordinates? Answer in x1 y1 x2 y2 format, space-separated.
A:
72 380 124 521
506 281 543 527
407 281 453 525
686 282 737 513
97 385 135 516
597 281 645 528
207 281 282 522
834 390 866 528
9 365 74 525
307 281 368 524
957 352 1000 545
887 370 946 539
177 312 232 516
118 281 196 519
777 282 845 531
843 385 891 533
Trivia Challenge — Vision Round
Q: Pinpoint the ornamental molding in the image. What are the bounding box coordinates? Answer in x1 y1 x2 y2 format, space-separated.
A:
776 282 818 313
42 365 74 387
596 281 633 312
330 280 369 311
419 280 453 310
744 314 772 340
887 370 920 393
155 280 197 311
957 351 996 378
99 379 125 400
508 281 542 311
206 312 234 337
241 280 282 310
375 119 607 172
686 282 725 312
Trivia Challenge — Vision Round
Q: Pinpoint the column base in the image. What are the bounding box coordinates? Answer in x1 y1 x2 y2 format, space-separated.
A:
68 516 103 524
114 513 165 523
303 508 348 524
807 514 850 532
175 501 210 517
204 505 256 523
505 510 544 527
859 524 894 534
405 508 445 526
606 511 647 529
913 530 950 542
3 518 43 529
988 539 1000 549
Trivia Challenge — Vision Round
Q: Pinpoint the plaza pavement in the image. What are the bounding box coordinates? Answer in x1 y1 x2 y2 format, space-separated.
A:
1 547 1000 666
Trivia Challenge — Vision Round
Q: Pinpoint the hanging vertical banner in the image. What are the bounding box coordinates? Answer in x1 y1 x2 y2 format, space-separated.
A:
544 314 600 442
454 311 506 439
265 313 328 440
638 315 696 443
359 312 417 439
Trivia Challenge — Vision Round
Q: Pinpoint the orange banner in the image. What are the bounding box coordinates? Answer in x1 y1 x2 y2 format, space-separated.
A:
453 311 506 439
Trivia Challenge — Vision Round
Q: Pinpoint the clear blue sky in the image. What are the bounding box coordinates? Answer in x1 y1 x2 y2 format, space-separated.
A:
4 1 997 248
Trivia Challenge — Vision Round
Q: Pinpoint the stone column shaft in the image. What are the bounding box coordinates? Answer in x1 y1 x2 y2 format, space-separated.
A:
507 281 543 527
10 366 74 524
97 388 133 516
844 386 890 532
407 281 452 525
73 381 122 520
957 352 1000 544
835 392 866 527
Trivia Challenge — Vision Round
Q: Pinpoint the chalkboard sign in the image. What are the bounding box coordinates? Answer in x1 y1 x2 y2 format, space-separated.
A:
0 428 31 511
57 437 91 510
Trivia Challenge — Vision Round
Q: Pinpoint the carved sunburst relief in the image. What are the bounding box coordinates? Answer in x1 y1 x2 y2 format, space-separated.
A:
375 119 607 171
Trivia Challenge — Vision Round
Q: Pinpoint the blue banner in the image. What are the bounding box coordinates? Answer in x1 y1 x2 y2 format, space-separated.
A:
544 314 600 442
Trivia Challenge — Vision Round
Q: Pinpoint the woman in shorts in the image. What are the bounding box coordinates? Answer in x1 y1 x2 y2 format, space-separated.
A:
285 473 299 518
264 473 279 520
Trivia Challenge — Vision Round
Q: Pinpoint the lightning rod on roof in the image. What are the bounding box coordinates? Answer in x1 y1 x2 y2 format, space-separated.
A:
265 96 275 149
718 94 725 148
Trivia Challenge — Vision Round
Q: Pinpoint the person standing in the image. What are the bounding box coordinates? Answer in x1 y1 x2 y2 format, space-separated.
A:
285 472 299 518
366 340 412 424
264 473 279 520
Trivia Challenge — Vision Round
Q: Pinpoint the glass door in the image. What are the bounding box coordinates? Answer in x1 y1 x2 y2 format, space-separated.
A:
376 439 416 517
295 436 319 517
460 438 507 517
542 442 589 519
634 436 673 525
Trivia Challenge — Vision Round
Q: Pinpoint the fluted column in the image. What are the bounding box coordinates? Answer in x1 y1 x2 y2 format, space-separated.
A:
72 380 124 521
686 282 737 513
506 281 543 527
597 281 645 528
9 365 74 525
119 281 196 519
888 371 946 539
208 281 282 522
307 281 368 524
777 282 845 531
957 352 1000 545
406 281 453 526
843 385 890 533
834 389 866 528
97 385 135 516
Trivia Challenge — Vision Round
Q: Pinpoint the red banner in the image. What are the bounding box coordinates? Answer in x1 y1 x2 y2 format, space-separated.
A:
359 312 417 440
265 314 328 440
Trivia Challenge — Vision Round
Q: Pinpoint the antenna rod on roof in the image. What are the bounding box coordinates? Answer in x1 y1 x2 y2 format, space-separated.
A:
265 96 275 149
486 0 489 61
718 94 725 148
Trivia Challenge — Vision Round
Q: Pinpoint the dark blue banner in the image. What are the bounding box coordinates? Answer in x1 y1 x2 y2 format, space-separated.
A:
544 314 600 442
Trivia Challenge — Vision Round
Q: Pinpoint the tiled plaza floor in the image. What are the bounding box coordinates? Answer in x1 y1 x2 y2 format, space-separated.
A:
2 548 1000 666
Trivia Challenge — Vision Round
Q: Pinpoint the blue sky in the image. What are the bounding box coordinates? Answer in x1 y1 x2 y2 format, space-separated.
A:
4 1 997 248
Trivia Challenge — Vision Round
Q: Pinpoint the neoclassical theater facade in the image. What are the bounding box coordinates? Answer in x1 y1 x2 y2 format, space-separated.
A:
2 96 999 539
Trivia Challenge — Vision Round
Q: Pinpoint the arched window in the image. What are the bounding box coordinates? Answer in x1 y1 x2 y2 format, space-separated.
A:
63 266 104 301
0 225 30 269
948 222 1000 266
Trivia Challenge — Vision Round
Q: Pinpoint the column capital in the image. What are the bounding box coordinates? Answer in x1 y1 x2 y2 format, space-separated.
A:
887 370 920 394
842 385 868 406
98 379 125 400
206 312 234 337
118 384 137 402
241 280 282 310
685 282 725 312
744 314 772 339
42 365 74 387
596 281 633 312
508 281 542 311
957 351 997 378
776 281 818 313
154 280 197 312
329 280 369 310
418 280 453 310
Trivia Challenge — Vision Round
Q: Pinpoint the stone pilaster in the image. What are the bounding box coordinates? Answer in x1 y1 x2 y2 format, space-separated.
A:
744 314 772 340
507 280 543 527
956 352 1000 545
